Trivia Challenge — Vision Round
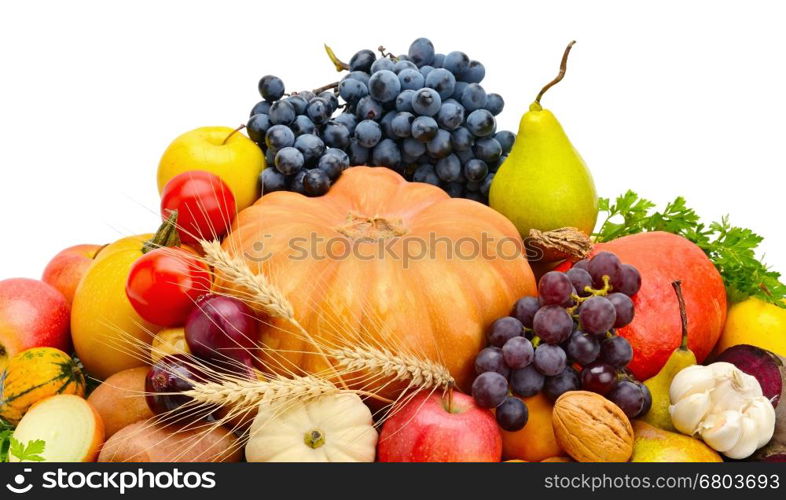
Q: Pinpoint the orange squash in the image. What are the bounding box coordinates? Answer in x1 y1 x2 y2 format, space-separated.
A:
0 347 86 424
220 167 536 394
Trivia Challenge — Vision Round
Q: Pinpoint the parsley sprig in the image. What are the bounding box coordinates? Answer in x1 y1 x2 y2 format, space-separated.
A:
594 190 786 306
0 417 46 462
9 438 46 462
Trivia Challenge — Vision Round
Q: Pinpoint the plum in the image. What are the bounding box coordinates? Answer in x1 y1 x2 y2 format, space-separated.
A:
715 344 783 407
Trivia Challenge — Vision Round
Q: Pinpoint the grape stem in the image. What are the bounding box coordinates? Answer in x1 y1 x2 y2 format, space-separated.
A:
377 45 396 60
534 40 576 106
324 44 350 71
567 275 613 314
312 81 339 94
222 124 246 145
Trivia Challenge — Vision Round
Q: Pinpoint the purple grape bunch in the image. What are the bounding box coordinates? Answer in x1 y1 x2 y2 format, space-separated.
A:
471 251 652 429
249 37 514 201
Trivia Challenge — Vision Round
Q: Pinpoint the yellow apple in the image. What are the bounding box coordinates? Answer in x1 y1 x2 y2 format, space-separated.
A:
718 297 786 357
157 126 265 211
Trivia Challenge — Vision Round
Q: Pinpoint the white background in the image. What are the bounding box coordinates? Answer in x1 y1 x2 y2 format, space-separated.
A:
1 0 784 279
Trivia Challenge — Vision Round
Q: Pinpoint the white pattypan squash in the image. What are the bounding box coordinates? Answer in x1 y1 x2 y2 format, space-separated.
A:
246 393 378 462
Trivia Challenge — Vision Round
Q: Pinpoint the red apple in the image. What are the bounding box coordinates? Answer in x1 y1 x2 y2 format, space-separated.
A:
42 244 103 305
377 390 502 462
0 278 71 371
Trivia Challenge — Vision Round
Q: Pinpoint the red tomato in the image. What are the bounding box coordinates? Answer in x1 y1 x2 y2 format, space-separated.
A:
161 171 237 245
126 247 212 327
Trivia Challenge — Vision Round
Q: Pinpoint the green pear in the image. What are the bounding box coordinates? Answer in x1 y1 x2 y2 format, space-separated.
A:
631 421 722 462
490 42 598 240
642 281 697 431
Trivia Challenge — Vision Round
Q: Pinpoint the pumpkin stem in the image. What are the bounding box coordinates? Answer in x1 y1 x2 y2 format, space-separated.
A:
335 213 408 241
143 210 181 254
304 429 326 449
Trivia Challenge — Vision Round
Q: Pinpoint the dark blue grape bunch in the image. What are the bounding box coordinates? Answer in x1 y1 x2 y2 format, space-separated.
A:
248 38 516 201
249 77 349 197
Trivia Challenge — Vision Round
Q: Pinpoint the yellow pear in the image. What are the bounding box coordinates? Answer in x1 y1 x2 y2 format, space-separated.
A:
642 281 696 431
490 42 597 239
631 421 722 462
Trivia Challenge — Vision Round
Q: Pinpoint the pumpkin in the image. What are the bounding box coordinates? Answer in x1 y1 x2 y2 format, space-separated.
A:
0 347 86 424
220 167 536 395
245 393 377 462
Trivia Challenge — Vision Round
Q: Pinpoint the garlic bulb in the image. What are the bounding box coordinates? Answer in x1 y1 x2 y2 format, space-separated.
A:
670 391 711 435
669 362 776 459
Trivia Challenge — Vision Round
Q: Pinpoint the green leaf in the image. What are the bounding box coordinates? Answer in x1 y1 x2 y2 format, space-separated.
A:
594 191 786 307
9 438 46 462
0 430 11 462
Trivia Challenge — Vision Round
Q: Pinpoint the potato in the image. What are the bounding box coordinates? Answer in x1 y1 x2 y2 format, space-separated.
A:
98 422 243 462
87 366 152 437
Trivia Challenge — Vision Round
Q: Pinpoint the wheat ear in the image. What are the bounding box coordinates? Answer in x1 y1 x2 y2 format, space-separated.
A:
329 346 455 392
201 240 294 320
183 373 339 407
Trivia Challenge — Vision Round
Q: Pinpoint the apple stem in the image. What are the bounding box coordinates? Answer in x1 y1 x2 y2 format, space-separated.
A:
671 280 690 350
143 210 181 254
534 40 576 107
222 124 246 145
445 385 455 413
92 243 109 261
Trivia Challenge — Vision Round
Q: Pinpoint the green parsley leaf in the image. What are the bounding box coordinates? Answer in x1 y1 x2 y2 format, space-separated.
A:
594 191 786 307
9 438 46 462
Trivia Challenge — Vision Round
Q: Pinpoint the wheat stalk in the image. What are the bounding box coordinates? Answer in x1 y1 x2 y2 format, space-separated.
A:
329 346 455 391
183 374 340 408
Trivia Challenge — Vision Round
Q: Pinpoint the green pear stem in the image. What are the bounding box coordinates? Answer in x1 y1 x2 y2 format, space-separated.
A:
222 124 246 145
671 280 690 350
143 210 181 254
534 40 577 108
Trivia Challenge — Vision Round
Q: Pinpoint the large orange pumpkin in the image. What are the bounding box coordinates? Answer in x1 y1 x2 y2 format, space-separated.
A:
219 167 536 394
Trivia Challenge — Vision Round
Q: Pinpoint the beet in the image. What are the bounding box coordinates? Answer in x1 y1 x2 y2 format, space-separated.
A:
715 344 783 407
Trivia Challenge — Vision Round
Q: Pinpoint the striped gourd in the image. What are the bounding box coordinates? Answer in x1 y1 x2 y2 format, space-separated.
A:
0 347 86 424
